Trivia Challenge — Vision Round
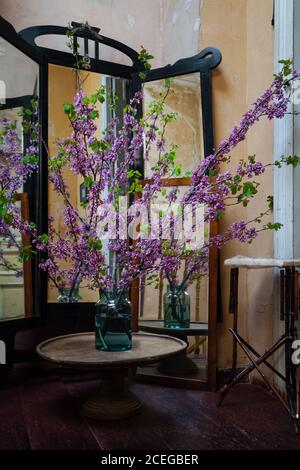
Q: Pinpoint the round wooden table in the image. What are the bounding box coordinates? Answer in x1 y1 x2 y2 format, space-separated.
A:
37 332 186 420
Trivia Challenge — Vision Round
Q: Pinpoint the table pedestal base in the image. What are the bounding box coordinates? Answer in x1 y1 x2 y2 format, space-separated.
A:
82 369 142 420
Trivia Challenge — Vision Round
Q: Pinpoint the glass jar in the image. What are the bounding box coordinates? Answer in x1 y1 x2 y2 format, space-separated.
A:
57 285 80 303
95 290 132 351
163 284 190 328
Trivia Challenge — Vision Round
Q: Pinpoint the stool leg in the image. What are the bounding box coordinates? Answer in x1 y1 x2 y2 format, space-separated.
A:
218 330 287 406
218 268 238 407
230 268 239 378
294 365 300 434
232 329 290 414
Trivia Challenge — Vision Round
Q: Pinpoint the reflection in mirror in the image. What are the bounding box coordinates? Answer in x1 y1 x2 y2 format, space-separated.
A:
140 186 208 320
143 73 203 178
48 64 129 302
138 184 209 382
0 35 39 321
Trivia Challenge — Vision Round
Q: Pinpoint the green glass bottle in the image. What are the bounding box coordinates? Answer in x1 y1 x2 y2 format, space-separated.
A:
95 290 132 351
57 285 80 303
163 284 190 329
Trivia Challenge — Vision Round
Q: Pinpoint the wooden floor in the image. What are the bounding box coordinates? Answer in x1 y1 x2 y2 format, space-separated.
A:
1 363 300 450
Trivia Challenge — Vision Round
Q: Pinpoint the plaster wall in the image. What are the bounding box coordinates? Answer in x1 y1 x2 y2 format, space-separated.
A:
200 0 274 373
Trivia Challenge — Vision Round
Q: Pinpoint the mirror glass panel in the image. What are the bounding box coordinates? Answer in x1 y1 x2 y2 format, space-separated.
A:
138 184 209 383
0 35 39 320
139 73 208 383
48 64 129 302
143 72 203 178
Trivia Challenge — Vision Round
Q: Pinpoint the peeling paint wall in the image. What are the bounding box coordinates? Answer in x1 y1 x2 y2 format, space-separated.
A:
0 0 201 67
159 0 203 64
200 0 274 376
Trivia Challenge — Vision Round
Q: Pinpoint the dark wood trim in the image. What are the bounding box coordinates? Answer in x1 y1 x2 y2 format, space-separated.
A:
0 16 43 65
19 23 141 66
36 49 135 79
145 48 221 81
18 23 142 79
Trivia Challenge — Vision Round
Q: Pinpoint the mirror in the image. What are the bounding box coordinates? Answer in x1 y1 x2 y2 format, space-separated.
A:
136 71 212 385
143 72 203 178
0 34 39 321
137 182 209 384
48 64 129 303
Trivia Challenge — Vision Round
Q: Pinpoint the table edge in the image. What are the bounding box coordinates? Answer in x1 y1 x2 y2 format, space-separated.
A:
36 331 187 369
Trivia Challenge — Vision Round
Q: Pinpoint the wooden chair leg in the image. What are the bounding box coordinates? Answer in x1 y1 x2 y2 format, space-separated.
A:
232 330 290 413
229 267 239 377
218 330 287 406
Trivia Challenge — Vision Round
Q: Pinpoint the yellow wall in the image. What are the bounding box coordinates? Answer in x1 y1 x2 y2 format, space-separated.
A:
200 0 274 373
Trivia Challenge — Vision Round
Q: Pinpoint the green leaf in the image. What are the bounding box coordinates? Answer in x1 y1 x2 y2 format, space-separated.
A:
266 222 283 231
164 77 174 87
247 154 256 164
267 195 273 210
138 71 147 80
39 234 49 244
172 164 182 177
0 202 6 219
242 181 258 197
90 140 100 152
88 238 102 250
84 176 93 188
23 155 38 165
88 110 99 120
63 103 75 118
127 169 142 179
4 212 13 225
234 174 242 183
285 155 300 167
100 140 110 151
